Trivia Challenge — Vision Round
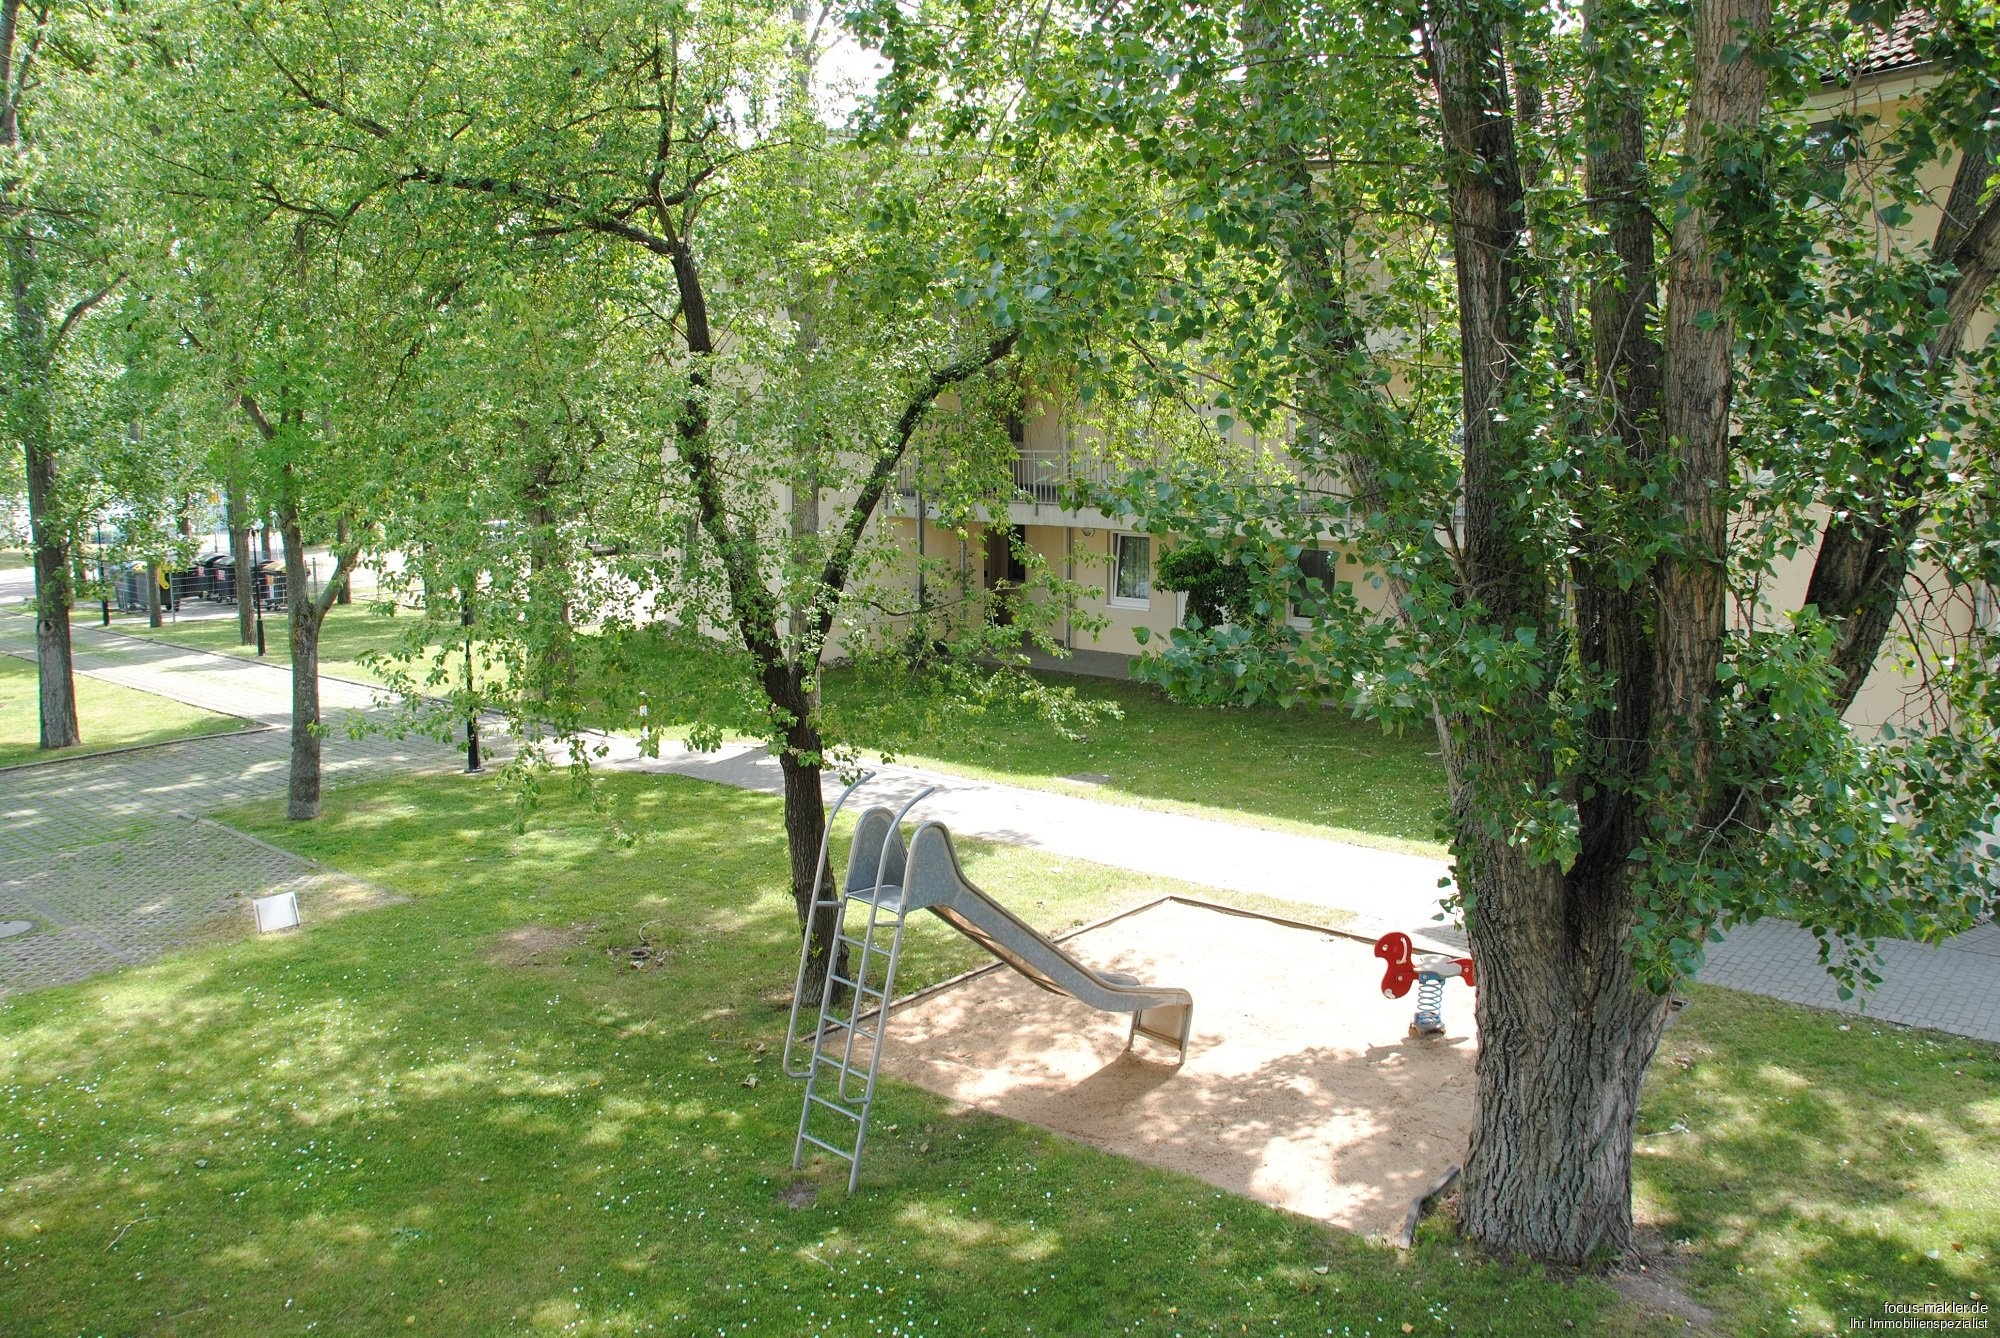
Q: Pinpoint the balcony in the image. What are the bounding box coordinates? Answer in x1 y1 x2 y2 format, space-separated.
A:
894 446 1128 510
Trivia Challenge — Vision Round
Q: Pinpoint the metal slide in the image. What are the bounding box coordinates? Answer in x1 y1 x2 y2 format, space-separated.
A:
790 798 1192 1192
896 819 1195 1060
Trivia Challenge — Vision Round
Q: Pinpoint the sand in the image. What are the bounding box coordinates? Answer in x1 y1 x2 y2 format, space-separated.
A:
880 898 1478 1239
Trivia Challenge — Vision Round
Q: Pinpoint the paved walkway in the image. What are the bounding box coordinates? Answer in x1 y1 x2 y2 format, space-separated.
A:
4 611 1998 1044
1698 916 2000 1041
0 822 397 993
0 616 467 992
606 738 1456 930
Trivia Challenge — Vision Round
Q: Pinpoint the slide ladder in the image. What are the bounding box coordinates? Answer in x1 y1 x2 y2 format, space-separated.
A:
787 782 933 1192
786 791 1192 1192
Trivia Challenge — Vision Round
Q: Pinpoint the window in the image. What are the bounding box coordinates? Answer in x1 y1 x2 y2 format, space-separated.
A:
1290 548 1337 622
1112 534 1151 608
1804 118 1860 206
1804 118 1860 168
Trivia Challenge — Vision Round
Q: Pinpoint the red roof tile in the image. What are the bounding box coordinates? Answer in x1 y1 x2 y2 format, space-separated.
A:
1856 7 1934 77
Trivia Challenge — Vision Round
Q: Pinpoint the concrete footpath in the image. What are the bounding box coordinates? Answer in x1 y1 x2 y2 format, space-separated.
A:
0 615 463 992
3 611 1998 1044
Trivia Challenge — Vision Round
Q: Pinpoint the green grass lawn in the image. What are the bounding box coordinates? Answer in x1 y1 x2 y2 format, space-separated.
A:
827 658 1449 856
0 771 1655 1336
1635 989 1999 1332
123 606 1451 855
590 627 1451 854
114 599 442 689
0 653 250 768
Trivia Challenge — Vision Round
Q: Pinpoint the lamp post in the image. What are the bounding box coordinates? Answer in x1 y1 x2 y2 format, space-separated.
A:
252 523 267 655
462 590 483 774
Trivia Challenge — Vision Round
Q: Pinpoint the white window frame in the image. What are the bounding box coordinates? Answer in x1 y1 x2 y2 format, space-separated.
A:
1109 532 1151 610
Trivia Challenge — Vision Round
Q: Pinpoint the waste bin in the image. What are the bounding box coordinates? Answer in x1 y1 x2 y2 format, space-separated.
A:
254 559 287 611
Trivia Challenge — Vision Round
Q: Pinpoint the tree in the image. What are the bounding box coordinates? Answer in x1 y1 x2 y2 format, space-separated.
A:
176 0 1116 998
946 0 2000 1263
123 191 440 822
2 0 122 749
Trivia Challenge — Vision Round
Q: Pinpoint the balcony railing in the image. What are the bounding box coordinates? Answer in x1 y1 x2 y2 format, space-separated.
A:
889 444 1340 512
894 446 1129 509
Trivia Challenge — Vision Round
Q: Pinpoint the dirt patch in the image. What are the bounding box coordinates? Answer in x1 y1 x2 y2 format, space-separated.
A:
1610 1232 1718 1331
777 1179 818 1210
607 921 680 972
183 874 402 948
486 922 597 968
879 898 1478 1239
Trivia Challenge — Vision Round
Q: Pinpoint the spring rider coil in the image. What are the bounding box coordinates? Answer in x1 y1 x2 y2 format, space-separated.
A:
1373 932 1476 1038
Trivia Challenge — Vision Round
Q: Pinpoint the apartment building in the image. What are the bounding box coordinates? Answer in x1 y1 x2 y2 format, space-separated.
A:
855 18 1994 739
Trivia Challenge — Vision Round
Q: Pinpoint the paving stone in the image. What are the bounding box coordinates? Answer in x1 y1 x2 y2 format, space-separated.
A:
0 618 455 993
1698 918 2000 1043
0 825 395 995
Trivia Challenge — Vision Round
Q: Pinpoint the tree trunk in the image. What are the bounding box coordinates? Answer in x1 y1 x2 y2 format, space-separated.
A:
25 445 80 750
7 72 80 750
19 375 80 749
147 561 163 628
522 452 572 705
227 484 255 644
1458 839 1673 1262
279 506 324 820
334 518 352 604
775 679 841 1005
1430 0 1768 1267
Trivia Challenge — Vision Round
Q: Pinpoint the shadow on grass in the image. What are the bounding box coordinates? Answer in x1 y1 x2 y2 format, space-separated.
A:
0 770 1647 1335
1635 985 2000 1330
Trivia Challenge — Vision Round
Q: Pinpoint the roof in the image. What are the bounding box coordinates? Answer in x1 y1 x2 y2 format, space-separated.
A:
1855 8 1934 79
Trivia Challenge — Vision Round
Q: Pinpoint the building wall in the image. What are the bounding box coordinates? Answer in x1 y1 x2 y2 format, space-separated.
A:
824 65 1994 727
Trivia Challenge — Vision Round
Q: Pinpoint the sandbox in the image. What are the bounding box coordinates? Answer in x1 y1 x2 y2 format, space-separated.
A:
880 897 1478 1238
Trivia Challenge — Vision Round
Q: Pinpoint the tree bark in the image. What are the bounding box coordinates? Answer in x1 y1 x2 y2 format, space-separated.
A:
522 443 572 706
242 389 358 823
334 518 352 604
147 561 163 628
1432 0 1768 1266
1571 0 1662 883
777 700 840 995
284 521 326 822
1460 847 1672 1260
6 0 80 751
23 416 80 750
276 499 357 821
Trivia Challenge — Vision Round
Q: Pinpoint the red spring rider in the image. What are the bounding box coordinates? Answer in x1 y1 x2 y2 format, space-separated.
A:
1373 932 1475 1038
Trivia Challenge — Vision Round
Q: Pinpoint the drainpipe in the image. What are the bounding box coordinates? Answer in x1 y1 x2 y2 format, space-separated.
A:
1064 526 1074 651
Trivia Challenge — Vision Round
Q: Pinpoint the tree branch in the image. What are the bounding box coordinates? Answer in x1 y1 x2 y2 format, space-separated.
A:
237 390 279 441
811 329 1021 647
314 543 360 620
1802 104 2000 713
49 272 124 351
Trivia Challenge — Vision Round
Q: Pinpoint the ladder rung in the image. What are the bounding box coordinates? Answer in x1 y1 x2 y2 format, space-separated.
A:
799 1132 857 1162
796 861 911 1191
807 1092 862 1119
